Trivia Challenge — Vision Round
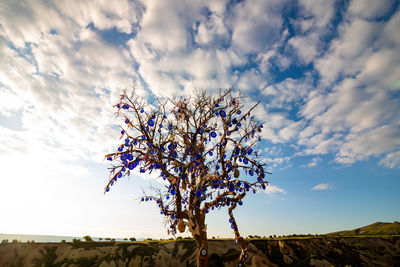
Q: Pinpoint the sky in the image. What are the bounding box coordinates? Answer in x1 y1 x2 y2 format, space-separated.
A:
0 0 399 239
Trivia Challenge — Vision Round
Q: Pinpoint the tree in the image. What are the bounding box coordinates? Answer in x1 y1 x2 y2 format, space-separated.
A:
83 235 93 242
129 237 136 241
104 87 269 267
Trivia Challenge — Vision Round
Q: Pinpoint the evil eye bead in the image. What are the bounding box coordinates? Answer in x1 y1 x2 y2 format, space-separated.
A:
107 156 112 161
243 158 248 164
249 170 254 176
125 119 129 124
148 119 154 127
237 110 241 114
200 248 207 256
209 151 213 156
140 109 144 113
248 148 253 155
210 131 217 138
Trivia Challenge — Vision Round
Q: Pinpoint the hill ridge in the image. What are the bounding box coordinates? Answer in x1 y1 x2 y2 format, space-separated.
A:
327 221 400 236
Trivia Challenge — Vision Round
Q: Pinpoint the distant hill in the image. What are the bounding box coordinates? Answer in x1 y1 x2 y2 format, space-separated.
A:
0 233 145 243
327 221 400 236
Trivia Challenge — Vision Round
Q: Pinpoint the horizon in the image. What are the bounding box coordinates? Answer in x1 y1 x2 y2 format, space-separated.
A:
0 0 399 240
1 220 398 241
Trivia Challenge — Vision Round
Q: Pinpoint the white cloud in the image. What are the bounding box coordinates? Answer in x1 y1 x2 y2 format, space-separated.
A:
348 0 395 20
262 76 314 108
0 0 399 199
302 157 322 168
311 183 331 191
288 33 319 64
194 12 230 48
379 151 400 168
336 124 400 164
264 184 286 195
298 0 336 28
230 0 285 54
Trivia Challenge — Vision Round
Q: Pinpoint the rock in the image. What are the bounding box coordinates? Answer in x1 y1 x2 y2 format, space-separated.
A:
283 254 293 264
0 237 399 266
310 258 333 267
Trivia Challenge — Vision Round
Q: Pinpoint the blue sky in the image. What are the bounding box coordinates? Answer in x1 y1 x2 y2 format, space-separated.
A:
0 0 399 239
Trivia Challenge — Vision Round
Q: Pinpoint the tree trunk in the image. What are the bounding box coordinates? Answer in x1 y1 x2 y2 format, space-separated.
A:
195 231 208 267
194 216 208 267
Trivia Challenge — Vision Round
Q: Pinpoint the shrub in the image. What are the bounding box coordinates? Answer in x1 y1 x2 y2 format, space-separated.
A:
83 235 93 242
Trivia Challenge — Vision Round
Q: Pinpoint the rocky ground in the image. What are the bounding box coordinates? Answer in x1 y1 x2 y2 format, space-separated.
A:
0 236 399 266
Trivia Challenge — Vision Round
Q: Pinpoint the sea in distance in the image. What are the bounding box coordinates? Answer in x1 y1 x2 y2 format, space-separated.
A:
0 233 145 243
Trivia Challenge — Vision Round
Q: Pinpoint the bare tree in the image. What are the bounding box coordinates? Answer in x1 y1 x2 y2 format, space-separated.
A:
104 86 269 266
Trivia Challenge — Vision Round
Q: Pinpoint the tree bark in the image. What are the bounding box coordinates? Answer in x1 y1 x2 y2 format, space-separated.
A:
194 216 208 267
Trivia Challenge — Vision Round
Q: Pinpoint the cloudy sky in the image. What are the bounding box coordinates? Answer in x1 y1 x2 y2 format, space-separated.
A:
0 0 399 239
